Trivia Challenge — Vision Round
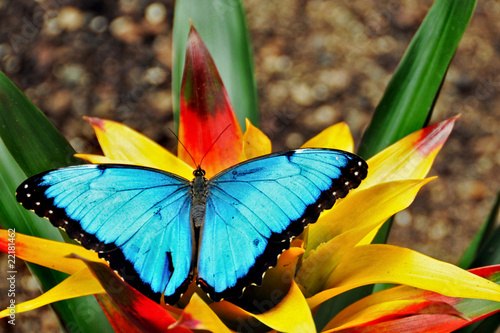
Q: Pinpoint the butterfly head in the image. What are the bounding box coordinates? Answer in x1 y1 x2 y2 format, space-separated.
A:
193 166 206 177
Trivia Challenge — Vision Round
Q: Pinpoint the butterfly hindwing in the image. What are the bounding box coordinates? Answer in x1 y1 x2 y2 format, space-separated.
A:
197 148 367 300
16 164 194 303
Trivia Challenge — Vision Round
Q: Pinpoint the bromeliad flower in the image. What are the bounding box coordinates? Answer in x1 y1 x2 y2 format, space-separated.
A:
1 26 500 333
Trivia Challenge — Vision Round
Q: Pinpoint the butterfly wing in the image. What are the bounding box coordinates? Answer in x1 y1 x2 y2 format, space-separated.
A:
16 164 193 304
197 148 368 300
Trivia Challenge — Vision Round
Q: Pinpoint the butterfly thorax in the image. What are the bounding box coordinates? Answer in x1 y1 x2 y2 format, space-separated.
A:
190 167 209 228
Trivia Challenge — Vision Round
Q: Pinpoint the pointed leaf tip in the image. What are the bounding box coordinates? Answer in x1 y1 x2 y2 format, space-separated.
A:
414 116 458 156
84 116 106 131
358 117 458 190
179 25 243 176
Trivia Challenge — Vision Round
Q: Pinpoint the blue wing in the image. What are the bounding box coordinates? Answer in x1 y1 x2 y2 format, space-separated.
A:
197 148 367 300
16 164 193 304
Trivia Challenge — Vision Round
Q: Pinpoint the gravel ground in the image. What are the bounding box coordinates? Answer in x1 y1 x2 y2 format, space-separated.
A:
1 0 499 331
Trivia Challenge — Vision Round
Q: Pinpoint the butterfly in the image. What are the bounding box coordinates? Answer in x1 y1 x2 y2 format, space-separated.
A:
16 148 367 304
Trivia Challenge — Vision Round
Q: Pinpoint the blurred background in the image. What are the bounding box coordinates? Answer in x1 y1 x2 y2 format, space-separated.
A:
0 0 499 331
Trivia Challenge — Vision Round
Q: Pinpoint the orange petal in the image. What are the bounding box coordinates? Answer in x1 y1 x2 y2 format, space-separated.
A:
241 118 272 160
358 117 457 190
85 117 194 179
178 25 243 177
302 122 354 152
0 229 100 274
322 299 465 332
328 315 467 332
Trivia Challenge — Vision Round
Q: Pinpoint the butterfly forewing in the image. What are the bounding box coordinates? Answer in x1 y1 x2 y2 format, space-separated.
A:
16 164 194 304
196 148 367 301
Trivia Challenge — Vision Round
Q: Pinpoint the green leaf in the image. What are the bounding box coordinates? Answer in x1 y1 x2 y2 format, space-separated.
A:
0 138 64 239
470 219 500 269
0 71 80 177
458 191 500 269
359 0 477 245
456 313 500 333
322 0 477 327
172 0 258 129
358 0 477 160
0 72 112 332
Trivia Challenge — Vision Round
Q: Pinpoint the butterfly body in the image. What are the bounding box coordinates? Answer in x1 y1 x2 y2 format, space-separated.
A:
190 167 209 228
17 149 367 304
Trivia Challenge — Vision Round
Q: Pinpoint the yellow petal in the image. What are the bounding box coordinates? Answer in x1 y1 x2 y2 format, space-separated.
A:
171 293 232 332
241 118 272 160
298 224 378 297
358 117 457 191
306 178 434 252
0 268 104 318
74 153 128 164
299 179 433 294
252 281 315 333
325 265 500 332
307 244 500 310
210 247 304 331
301 122 354 152
0 230 100 274
210 301 253 331
85 117 193 179
211 281 314 333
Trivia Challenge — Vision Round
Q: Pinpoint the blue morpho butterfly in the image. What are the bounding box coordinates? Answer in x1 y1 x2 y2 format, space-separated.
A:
16 148 367 304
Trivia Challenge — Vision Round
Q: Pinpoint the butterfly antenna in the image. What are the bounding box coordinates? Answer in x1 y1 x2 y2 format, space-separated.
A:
167 127 198 167
199 124 232 168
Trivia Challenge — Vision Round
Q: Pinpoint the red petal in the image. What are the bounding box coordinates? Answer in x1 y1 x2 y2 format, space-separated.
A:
82 258 192 333
96 294 143 333
178 25 243 177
